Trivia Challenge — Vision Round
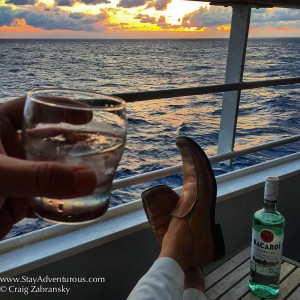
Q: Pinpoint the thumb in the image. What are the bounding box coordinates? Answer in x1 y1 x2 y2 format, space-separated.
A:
0 155 97 198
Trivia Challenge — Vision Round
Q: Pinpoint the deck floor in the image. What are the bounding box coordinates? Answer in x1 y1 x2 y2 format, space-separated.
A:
206 247 300 299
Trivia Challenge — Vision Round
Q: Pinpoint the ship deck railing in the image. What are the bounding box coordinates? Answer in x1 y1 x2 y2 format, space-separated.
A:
111 77 300 191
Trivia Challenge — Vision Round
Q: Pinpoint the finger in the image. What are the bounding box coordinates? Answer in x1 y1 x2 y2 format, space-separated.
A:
26 127 81 139
0 118 24 159
6 197 31 224
0 97 27 159
0 202 14 239
26 209 38 219
0 96 26 129
0 155 97 199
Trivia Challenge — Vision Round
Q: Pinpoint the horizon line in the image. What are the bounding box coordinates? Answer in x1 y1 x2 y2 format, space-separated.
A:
1 36 300 40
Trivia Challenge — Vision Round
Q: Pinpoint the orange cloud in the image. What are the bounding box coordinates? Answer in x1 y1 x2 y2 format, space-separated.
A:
1 18 43 33
248 25 300 38
11 18 27 27
275 27 300 31
0 17 74 35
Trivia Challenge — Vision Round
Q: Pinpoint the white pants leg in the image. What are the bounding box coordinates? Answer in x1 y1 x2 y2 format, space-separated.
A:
183 289 207 300
127 257 207 300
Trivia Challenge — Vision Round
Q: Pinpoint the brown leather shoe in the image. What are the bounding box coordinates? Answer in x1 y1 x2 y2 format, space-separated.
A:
171 136 225 267
142 185 179 245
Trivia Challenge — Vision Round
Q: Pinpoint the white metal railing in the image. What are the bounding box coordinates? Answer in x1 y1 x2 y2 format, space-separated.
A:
110 77 300 190
3 78 298 192
112 135 300 190
114 77 300 102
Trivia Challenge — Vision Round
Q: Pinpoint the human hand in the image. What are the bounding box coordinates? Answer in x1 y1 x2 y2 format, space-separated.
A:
0 97 97 238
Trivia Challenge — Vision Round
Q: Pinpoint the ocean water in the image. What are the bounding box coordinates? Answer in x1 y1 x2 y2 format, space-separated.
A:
0 38 299 238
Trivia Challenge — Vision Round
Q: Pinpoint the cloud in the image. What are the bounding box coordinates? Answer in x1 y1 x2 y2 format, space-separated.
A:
135 13 155 23
118 0 146 8
81 0 110 4
118 0 170 10
134 13 181 30
0 4 107 31
55 0 77 6
69 12 84 19
181 6 300 29
157 15 165 25
157 15 177 29
5 0 110 6
251 8 300 28
0 7 15 26
147 0 170 11
6 0 36 5
28 7 105 30
55 0 110 6
182 6 231 29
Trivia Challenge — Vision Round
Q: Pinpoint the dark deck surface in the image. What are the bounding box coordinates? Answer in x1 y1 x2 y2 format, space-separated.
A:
206 247 300 299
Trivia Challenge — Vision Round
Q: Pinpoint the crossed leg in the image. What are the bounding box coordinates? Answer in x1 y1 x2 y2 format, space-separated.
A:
128 216 207 300
128 137 225 300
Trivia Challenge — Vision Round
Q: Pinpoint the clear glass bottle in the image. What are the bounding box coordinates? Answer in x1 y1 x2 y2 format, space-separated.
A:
249 176 285 298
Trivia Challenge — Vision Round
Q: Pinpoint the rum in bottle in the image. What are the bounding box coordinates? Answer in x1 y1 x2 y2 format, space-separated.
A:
249 176 285 298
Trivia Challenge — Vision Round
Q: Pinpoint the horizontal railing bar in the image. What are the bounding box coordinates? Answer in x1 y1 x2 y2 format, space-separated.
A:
112 135 300 190
113 77 300 102
210 135 300 163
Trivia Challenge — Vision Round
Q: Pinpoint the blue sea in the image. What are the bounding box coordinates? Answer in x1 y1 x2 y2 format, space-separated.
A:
0 38 299 238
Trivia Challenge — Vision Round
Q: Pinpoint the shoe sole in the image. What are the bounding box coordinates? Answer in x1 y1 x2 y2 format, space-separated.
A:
142 185 180 245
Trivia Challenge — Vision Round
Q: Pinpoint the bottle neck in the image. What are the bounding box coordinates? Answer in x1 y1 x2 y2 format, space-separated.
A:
263 199 277 212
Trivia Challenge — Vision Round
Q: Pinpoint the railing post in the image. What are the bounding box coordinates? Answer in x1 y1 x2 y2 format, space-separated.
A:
217 5 252 162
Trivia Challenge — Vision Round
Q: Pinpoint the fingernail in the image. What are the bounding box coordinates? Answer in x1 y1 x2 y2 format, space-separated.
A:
72 168 97 195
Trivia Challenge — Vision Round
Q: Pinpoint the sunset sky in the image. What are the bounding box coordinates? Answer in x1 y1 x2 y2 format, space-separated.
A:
0 0 300 38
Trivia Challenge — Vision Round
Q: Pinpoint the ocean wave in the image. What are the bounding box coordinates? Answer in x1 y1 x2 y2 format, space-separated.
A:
128 117 151 125
8 68 20 73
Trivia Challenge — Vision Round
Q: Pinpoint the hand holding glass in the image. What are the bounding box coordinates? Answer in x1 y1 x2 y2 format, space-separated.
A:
22 89 126 224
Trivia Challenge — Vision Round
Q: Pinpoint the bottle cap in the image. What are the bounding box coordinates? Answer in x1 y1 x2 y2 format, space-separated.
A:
264 176 279 202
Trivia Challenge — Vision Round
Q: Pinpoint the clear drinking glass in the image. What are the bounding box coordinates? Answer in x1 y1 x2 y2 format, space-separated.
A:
22 88 127 224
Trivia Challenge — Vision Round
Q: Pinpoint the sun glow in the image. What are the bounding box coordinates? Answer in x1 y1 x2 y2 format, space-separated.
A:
0 0 299 38
217 24 231 31
38 0 54 5
107 0 208 32
165 0 207 25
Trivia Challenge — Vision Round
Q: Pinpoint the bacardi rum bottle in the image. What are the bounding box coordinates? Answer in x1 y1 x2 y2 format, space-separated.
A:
249 176 285 298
